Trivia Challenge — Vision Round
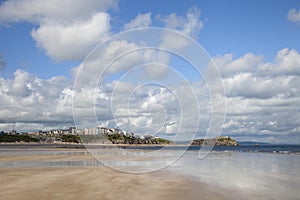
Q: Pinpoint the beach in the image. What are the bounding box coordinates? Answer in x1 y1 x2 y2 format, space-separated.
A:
0 148 233 200
0 145 299 200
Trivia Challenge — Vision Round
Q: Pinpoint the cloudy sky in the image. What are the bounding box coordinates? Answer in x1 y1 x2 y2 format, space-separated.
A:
0 0 300 144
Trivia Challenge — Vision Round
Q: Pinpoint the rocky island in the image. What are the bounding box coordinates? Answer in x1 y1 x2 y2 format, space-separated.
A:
191 136 239 146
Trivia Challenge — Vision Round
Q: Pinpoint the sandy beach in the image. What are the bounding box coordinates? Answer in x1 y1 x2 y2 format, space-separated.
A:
2 146 299 200
0 167 233 200
0 148 234 200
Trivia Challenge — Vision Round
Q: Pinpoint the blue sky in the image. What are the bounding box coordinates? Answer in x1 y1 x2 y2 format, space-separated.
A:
0 0 300 143
1 0 299 78
115 0 300 59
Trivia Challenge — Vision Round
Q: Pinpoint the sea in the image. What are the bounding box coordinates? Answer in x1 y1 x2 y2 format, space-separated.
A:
0 144 299 200
125 144 300 154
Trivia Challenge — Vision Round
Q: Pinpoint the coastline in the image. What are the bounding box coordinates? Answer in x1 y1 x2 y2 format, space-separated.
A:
0 142 235 147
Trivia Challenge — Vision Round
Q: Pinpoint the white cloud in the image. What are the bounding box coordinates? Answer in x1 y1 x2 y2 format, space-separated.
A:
0 0 117 62
123 13 152 30
213 53 264 76
144 63 170 80
1 47 300 143
213 49 300 143
287 8 300 24
213 48 300 77
0 0 117 24
158 6 203 38
159 30 191 51
223 73 297 99
157 7 204 53
0 70 74 130
73 39 174 88
9 69 32 97
272 48 300 75
31 12 111 61
73 40 141 87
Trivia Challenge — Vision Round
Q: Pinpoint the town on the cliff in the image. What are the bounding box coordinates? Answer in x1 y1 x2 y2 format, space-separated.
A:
0 126 238 146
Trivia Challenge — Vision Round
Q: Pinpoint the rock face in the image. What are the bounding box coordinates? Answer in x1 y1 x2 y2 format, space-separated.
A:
191 136 239 146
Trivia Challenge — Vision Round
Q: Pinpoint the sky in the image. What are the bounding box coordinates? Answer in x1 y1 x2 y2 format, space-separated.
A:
0 0 300 144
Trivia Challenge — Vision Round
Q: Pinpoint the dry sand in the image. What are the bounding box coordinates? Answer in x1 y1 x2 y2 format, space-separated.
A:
0 148 232 200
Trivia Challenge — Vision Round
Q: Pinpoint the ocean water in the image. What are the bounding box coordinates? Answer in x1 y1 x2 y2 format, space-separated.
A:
0 145 299 199
125 144 300 154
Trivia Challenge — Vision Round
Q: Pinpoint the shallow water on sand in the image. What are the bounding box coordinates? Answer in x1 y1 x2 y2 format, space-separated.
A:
0 146 299 200
167 151 300 200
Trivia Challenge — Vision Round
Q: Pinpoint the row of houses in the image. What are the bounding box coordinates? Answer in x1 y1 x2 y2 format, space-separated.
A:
83 127 135 137
20 126 135 137
2 126 149 139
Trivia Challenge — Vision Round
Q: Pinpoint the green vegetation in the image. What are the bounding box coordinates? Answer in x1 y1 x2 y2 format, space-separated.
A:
155 137 171 144
0 134 39 143
218 137 233 141
61 135 81 143
108 133 123 141
106 133 171 145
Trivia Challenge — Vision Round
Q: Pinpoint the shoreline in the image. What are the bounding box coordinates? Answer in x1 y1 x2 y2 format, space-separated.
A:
1 143 300 156
0 142 240 147
0 142 197 148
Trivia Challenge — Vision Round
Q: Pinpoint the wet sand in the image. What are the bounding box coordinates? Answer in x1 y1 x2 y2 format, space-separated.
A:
0 148 236 200
0 166 232 200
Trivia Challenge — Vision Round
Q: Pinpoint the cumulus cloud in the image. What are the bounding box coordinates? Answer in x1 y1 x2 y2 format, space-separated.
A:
223 73 298 99
2 48 300 143
123 13 152 30
1 46 300 143
9 69 33 97
157 7 204 53
223 95 300 143
73 39 174 88
212 53 264 77
31 12 111 61
1 47 300 143
0 70 73 130
214 48 300 77
214 49 300 143
0 0 117 61
158 6 203 38
271 48 300 75
0 0 117 24
287 8 300 25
